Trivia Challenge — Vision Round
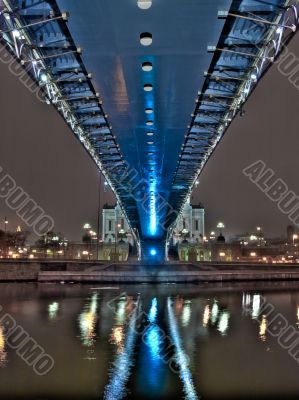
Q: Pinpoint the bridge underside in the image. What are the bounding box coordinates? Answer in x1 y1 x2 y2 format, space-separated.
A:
0 0 297 260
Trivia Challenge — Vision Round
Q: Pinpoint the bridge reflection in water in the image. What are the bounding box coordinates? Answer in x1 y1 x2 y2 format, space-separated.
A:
0 283 298 398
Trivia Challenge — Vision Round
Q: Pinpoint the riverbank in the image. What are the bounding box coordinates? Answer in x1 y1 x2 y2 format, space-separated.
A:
2 260 299 283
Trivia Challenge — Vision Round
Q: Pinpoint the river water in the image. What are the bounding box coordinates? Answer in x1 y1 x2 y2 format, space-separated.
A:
0 282 299 399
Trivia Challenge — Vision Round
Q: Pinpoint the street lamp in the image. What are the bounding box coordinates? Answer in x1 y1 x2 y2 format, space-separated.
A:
4 217 8 258
181 228 189 242
114 223 121 261
293 234 298 246
210 231 216 240
217 222 225 235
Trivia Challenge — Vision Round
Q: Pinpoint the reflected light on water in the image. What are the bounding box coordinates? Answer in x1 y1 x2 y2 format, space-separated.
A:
182 301 192 327
148 298 158 323
144 325 163 361
242 293 251 310
168 298 199 400
217 311 230 336
104 299 140 400
202 305 210 327
110 326 124 353
0 327 7 366
116 299 126 324
174 297 184 316
259 315 267 341
48 302 59 320
251 294 261 319
79 293 98 347
211 301 219 325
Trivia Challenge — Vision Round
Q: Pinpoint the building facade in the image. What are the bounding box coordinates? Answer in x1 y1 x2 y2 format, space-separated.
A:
102 199 204 248
102 203 134 246
172 199 205 245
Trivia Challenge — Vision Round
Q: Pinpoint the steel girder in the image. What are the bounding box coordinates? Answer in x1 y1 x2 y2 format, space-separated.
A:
0 0 141 253
166 0 299 240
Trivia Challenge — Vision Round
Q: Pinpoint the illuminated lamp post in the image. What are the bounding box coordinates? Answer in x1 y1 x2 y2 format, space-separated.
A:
4 217 8 258
114 223 121 261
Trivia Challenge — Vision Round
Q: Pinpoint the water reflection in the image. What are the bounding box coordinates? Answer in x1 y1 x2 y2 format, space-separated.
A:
2 284 299 399
202 304 210 327
259 315 267 341
217 311 230 336
181 300 192 327
167 298 199 400
252 294 261 319
78 293 98 348
48 302 59 320
148 297 158 323
139 298 166 394
110 325 125 353
0 326 7 366
242 292 270 341
211 300 219 324
104 297 140 400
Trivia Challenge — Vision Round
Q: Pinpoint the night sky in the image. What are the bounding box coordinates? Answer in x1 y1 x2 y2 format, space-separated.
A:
0 33 298 242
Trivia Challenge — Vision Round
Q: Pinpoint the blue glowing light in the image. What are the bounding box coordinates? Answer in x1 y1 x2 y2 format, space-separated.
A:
149 182 157 235
167 298 199 400
148 298 158 323
150 249 157 256
144 325 162 361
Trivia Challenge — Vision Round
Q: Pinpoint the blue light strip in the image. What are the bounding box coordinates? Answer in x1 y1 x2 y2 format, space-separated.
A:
167 298 199 400
148 298 158 324
149 181 157 235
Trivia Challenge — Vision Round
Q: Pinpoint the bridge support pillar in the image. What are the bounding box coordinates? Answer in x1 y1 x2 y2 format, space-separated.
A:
140 239 166 263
